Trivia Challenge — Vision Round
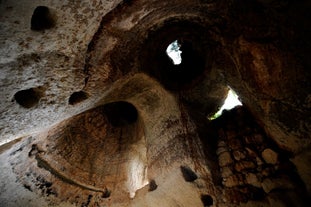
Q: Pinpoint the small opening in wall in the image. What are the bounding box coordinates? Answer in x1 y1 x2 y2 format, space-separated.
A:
208 88 242 120
166 40 182 65
14 87 44 108
68 91 88 105
31 6 55 31
103 101 138 127
180 166 198 182
149 179 158 191
102 189 111 198
201 194 213 206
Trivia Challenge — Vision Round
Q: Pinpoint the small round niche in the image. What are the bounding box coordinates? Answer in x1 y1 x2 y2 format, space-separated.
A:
31 6 55 31
68 91 88 105
14 87 44 108
180 166 198 182
201 194 213 206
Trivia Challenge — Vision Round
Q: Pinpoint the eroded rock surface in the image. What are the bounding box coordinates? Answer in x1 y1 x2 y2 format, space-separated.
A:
0 0 310 206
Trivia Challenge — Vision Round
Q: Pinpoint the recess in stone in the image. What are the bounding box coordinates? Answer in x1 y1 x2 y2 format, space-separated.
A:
31 6 55 31
166 40 182 65
14 87 43 108
180 166 198 182
201 194 213 206
102 189 111 198
68 91 88 105
148 179 157 191
103 101 138 127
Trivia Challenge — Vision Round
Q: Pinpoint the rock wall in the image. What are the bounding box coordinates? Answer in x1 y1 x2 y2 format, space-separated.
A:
0 0 310 206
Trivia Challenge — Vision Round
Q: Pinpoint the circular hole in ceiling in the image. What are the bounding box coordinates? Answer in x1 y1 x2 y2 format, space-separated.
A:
166 40 182 65
103 101 138 127
140 20 210 91
161 39 205 90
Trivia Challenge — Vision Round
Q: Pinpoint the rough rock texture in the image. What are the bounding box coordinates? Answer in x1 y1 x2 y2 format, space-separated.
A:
207 107 308 206
0 0 310 206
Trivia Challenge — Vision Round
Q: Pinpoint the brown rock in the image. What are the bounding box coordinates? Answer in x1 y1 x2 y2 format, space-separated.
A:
261 167 275 177
256 157 264 166
245 147 258 158
226 130 236 140
234 161 256 172
245 173 261 188
223 174 244 187
244 136 253 145
261 177 295 193
253 134 264 143
262 148 278 164
0 0 310 206
232 150 246 161
218 141 227 148
221 166 233 178
244 134 264 145
228 138 242 150
219 152 234 167
216 147 228 156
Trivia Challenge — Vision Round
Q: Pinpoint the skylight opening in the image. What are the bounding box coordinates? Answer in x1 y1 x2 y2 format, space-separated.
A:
166 40 182 65
208 88 242 120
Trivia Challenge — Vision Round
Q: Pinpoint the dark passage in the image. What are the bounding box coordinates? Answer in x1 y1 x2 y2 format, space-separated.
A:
103 101 138 127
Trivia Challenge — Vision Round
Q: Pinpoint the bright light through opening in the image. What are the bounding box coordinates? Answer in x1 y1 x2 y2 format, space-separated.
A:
208 88 242 120
166 40 182 65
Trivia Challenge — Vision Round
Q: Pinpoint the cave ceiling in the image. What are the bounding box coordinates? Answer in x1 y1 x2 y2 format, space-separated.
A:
0 0 310 206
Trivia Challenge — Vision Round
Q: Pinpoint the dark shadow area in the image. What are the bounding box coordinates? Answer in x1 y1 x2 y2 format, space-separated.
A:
183 102 222 185
158 40 205 90
149 179 158 191
102 189 111 198
248 186 265 201
68 91 88 105
14 87 44 108
31 6 55 31
103 101 138 127
139 20 216 91
180 165 198 182
201 194 213 206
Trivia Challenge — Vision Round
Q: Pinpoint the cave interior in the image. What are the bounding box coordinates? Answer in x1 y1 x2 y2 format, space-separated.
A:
0 0 310 206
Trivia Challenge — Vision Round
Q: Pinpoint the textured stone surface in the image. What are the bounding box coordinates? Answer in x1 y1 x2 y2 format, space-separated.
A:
261 177 295 193
0 0 311 206
262 148 278 165
0 0 123 145
245 173 261 188
209 107 309 205
218 152 233 167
